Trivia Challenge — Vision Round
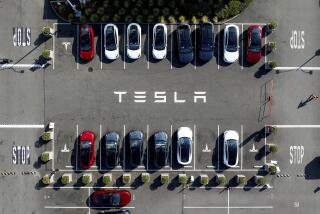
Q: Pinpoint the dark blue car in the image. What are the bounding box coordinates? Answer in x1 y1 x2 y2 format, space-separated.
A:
199 22 214 61
177 24 193 63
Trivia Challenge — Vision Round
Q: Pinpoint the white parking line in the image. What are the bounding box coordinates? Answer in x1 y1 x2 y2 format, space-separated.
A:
147 24 150 70
194 24 197 70
0 124 44 128
146 124 149 171
193 124 196 170
123 124 126 168
268 125 320 128
274 67 320 71
228 188 230 214
0 64 45 69
170 124 173 171
45 186 135 189
57 168 259 172
53 23 56 70
227 22 268 25
240 125 243 171
76 25 79 70
76 124 79 171
217 25 220 70
123 25 126 70
217 124 220 170
264 125 267 164
184 206 273 209
100 24 103 70
52 125 55 171
170 25 173 70
99 124 102 170
264 24 267 69
88 188 91 214
241 24 244 70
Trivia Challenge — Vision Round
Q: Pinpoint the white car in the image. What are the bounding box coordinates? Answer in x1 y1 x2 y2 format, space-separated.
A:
152 23 167 60
127 23 141 59
223 130 239 168
177 127 193 165
223 24 239 63
104 24 119 60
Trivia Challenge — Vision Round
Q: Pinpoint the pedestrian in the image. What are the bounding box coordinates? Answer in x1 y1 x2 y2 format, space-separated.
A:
0 58 12 64
307 94 319 102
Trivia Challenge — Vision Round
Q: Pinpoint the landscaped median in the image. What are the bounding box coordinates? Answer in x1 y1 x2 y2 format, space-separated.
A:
49 0 254 24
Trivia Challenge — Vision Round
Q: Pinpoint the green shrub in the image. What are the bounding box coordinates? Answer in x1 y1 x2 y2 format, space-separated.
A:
179 175 188 185
103 175 112 184
114 0 120 8
136 15 144 23
68 13 75 22
191 16 198 24
90 14 99 23
217 175 226 185
269 144 278 153
124 1 130 8
125 15 133 23
41 152 50 162
269 165 277 174
97 7 104 15
168 16 176 23
137 0 143 7
141 173 150 183
58 5 66 14
269 61 278 69
42 175 51 185
169 1 176 8
101 15 109 22
61 175 70 185
113 14 121 22
159 16 166 23
201 16 209 23
82 175 91 185
103 0 109 8
179 15 186 23
200 176 209 185
80 16 87 23
228 0 242 17
131 8 139 16
153 8 160 17
269 20 278 29
162 7 170 16
42 50 51 59
157 0 165 7
238 176 246 185
119 8 126 16
122 175 131 184
147 15 155 23
161 175 169 184
256 177 266 186
85 8 93 16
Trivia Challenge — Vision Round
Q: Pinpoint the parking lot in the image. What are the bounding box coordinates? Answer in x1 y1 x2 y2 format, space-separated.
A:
52 22 269 72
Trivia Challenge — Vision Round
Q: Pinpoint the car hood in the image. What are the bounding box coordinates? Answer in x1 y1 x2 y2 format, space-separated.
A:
105 49 119 60
199 50 213 61
247 50 261 63
152 48 167 59
224 50 238 63
179 52 193 64
127 49 141 59
80 50 94 61
177 127 192 139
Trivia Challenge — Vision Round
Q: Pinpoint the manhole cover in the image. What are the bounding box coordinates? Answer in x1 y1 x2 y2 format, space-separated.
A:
88 67 93 72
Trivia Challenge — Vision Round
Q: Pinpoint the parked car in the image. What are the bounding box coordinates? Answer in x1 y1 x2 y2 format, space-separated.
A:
128 130 144 166
92 190 131 207
176 24 193 63
223 24 239 63
152 23 167 60
246 25 262 64
198 22 214 61
79 24 94 61
177 127 193 165
79 131 95 169
154 131 169 168
127 23 141 59
223 130 239 168
104 24 119 60
104 131 120 168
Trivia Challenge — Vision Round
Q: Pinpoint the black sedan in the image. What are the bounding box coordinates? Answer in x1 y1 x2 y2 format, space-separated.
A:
104 132 120 168
198 22 214 61
154 131 169 168
128 130 144 166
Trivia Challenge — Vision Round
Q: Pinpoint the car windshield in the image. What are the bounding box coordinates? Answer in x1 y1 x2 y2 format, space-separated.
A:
226 139 237 165
249 28 261 52
129 26 139 50
80 141 91 164
131 140 142 150
95 193 120 206
179 27 192 54
226 27 237 52
154 27 165 50
179 137 191 162
105 27 116 51
156 147 166 165
106 142 117 150
81 27 91 51
201 26 214 51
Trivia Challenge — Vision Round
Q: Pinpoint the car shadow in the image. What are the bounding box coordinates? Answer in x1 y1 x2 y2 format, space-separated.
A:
304 156 320 180
215 27 231 68
212 133 226 172
166 28 188 69
171 130 183 170
254 63 272 78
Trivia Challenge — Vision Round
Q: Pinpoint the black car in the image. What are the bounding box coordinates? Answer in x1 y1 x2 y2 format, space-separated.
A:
154 131 169 168
104 132 120 168
176 24 193 63
198 22 214 61
128 130 144 166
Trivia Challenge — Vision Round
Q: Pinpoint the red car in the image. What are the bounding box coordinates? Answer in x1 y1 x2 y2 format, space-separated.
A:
92 190 131 207
80 25 94 61
79 131 95 169
246 25 262 64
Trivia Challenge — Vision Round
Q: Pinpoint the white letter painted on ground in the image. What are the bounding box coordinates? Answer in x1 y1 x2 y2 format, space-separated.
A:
154 91 166 103
194 91 207 103
114 91 127 103
134 91 146 103
174 92 186 103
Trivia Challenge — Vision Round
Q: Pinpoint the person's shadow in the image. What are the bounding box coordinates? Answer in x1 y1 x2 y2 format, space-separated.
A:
298 100 309 109
314 186 320 193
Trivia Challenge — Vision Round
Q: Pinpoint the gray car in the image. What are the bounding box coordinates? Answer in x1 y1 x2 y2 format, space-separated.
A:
154 131 169 168
128 130 144 166
104 132 120 168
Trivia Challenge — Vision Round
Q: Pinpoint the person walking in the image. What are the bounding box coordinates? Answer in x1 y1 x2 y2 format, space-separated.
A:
307 94 319 102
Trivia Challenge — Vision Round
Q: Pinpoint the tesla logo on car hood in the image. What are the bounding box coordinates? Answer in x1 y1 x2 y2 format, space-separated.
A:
114 91 207 103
